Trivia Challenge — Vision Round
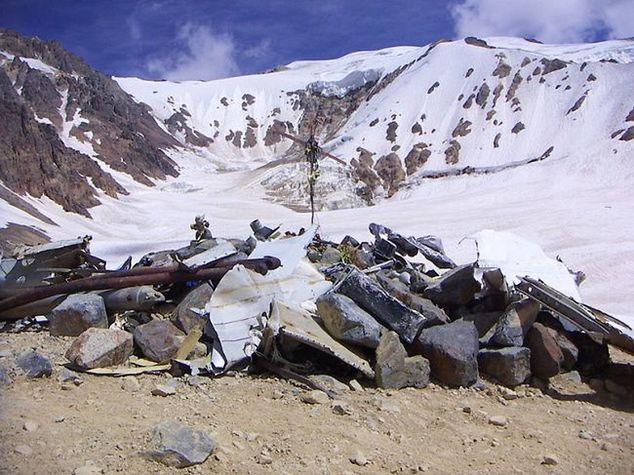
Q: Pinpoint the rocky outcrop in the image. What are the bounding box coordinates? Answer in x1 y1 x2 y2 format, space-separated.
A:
374 153 405 197
0 28 179 217
404 143 430 175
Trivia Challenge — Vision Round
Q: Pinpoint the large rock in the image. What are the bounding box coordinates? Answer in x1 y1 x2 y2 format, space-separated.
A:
423 264 481 307
316 293 384 348
478 347 531 387
376 272 449 326
525 323 564 378
550 330 578 371
144 420 216 468
66 328 134 370
134 320 185 363
489 299 540 347
48 294 108 337
16 350 52 378
337 269 428 344
171 283 214 334
415 321 479 387
375 331 430 389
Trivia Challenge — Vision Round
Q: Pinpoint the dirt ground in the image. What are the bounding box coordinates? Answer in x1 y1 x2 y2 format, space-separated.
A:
0 331 632 475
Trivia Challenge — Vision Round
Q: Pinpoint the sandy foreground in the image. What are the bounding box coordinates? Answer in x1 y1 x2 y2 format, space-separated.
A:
0 332 632 475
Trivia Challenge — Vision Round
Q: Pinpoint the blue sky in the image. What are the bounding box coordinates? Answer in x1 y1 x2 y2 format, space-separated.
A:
3 0 633 80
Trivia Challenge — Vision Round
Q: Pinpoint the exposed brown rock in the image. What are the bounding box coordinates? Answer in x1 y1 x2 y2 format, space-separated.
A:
620 127 634 141
165 111 212 147
493 133 501 148
452 118 472 138
567 95 587 115
411 122 422 135
369 118 379 127
475 82 490 108
374 153 405 197
521 57 532 67
465 68 474 78
464 37 492 48
404 143 431 175
444 140 461 165
511 122 525 134
493 60 512 78
625 107 634 122
505 72 523 102
541 58 567 75
427 81 440 94
220 97 229 106
463 94 475 109
386 121 398 142
486 110 496 121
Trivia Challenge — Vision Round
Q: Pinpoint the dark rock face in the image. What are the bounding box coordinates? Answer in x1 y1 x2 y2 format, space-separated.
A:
16 350 52 378
144 420 216 468
316 293 384 349
424 264 480 307
134 320 185 363
172 283 214 334
48 294 109 336
619 126 634 141
386 121 399 142
464 37 492 48
0 28 179 217
525 323 564 378
375 331 430 389
452 118 472 137
566 331 609 376
415 320 479 387
541 58 567 75
66 328 134 370
475 83 490 107
337 269 428 344
489 299 540 347
478 347 531 387
511 122 525 134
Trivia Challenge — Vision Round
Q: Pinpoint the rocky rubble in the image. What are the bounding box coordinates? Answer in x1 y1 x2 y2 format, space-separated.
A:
1 218 633 468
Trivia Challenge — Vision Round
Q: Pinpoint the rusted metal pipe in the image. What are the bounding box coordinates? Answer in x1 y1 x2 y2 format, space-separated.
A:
0 256 281 318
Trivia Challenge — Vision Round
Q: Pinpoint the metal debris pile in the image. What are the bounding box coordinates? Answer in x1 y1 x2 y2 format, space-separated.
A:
1 217 632 398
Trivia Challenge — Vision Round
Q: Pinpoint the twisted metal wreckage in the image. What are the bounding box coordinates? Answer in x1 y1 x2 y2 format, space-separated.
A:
1 219 632 389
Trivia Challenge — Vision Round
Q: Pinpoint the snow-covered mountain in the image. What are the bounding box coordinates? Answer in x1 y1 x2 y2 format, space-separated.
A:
1 30 633 321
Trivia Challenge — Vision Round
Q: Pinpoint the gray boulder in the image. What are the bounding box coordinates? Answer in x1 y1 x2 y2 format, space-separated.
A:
423 264 481 307
66 328 134 370
320 247 342 265
16 350 52 378
375 331 430 389
415 320 479 387
316 293 384 348
134 320 185 363
525 323 564 378
337 269 428 344
489 299 540 347
172 283 213 334
144 420 216 468
478 347 531 387
48 294 108 337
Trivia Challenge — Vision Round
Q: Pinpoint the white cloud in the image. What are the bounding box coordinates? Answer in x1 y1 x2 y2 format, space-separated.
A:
451 0 634 44
146 23 240 81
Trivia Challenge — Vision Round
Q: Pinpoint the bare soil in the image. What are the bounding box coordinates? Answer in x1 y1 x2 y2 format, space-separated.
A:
1 332 632 475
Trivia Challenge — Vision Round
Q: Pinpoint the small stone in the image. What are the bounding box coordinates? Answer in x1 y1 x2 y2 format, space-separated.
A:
14 444 33 456
300 390 330 405
186 376 205 388
499 387 519 400
23 420 39 432
152 384 176 397
309 374 350 395
376 331 430 389
462 406 472 414
488 415 508 427
332 402 353 416
121 377 141 393
271 390 284 400
16 350 52 378
578 430 592 440
58 368 83 385
349 379 364 392
541 455 558 465
257 454 273 465
55 416 65 423
143 420 216 468
350 450 369 466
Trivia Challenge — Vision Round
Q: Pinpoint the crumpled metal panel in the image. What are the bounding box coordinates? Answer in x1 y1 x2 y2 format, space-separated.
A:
268 299 374 379
204 226 331 373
